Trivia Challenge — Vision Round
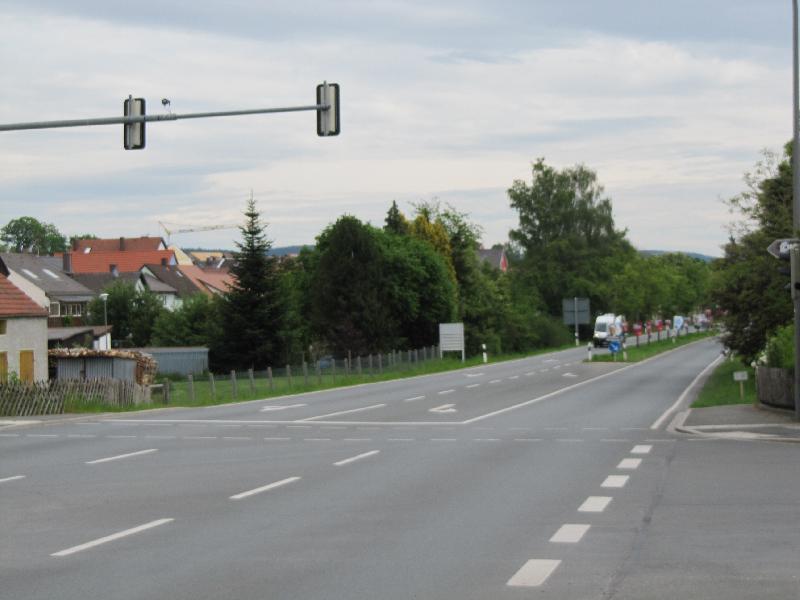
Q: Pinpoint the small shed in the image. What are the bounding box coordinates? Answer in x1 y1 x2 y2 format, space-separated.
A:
49 348 157 384
129 347 209 376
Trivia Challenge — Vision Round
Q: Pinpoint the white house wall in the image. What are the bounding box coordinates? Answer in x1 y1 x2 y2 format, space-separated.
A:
6 270 48 307
0 316 48 381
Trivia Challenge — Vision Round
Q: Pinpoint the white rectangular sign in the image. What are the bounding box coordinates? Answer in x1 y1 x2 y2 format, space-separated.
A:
733 371 748 382
439 322 465 361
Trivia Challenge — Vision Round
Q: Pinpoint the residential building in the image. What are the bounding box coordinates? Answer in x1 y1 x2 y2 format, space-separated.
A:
140 263 205 309
64 249 176 274
71 236 166 253
477 247 509 273
0 267 49 382
1 252 95 327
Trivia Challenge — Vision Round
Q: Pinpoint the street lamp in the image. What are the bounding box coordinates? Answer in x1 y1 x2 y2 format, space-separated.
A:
99 293 108 326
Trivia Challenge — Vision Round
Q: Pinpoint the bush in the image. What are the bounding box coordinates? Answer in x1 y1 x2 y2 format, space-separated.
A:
765 324 794 370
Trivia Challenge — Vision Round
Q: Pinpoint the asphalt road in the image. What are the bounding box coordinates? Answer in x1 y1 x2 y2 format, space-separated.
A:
1 338 798 599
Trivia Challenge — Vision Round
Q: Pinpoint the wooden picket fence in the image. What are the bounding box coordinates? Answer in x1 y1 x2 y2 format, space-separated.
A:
0 379 151 416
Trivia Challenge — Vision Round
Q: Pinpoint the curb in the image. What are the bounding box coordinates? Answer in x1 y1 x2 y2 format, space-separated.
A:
672 408 800 444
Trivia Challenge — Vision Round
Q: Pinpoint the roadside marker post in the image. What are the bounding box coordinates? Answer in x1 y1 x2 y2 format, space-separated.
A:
733 370 748 402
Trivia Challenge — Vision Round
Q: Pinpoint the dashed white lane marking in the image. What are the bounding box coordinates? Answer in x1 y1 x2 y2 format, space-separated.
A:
556 438 584 443
617 458 642 470
583 427 609 431
562 373 577 378
230 476 301 500
183 436 217 440
260 403 307 412
343 438 372 442
466 383 481 389
429 404 457 413
489 379 502 384
600 439 631 443
507 559 561 587
601 475 629 488
631 445 653 454
333 450 380 466
387 438 414 442
145 435 176 440
304 438 331 442
550 524 591 543
474 438 501 442
68 434 96 438
264 437 291 441
0 433 20 437
466 373 484 378
0 475 25 484
301 403 386 421
438 389 456 395
514 438 543 442
107 435 137 439
431 438 457 442
222 436 252 441
525 372 536 376
86 449 158 465
578 496 612 512
51 518 174 557
509 375 519 380
403 396 426 402
27 434 58 438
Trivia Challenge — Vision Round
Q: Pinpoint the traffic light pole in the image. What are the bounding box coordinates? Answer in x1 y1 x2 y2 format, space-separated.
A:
792 0 800 420
0 103 325 132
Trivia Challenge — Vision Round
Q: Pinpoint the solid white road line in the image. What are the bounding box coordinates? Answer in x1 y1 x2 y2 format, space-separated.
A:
601 475 629 488
230 476 301 500
301 403 386 421
403 396 425 402
333 450 380 466
631 444 653 454
650 354 724 430
550 524 591 543
507 559 561 587
0 475 25 484
260 403 307 412
429 404 457 413
578 496 612 512
51 518 174 557
617 458 642 470
86 449 158 465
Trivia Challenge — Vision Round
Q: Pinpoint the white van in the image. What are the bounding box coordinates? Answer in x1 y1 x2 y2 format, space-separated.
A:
593 314 625 347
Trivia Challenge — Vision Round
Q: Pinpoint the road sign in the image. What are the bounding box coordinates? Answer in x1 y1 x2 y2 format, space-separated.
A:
733 371 748 382
608 340 621 354
767 238 798 260
562 297 590 325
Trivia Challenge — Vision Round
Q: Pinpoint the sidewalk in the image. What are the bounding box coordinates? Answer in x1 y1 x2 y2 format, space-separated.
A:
675 403 800 443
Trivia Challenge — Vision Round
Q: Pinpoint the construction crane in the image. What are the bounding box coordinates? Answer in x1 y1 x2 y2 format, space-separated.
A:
158 221 238 244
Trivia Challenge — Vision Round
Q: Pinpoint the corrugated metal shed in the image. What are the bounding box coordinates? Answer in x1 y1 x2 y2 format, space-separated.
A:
129 347 209 376
55 356 137 381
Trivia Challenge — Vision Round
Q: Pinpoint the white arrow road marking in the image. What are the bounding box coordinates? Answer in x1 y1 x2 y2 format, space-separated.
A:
260 403 307 412
52 519 174 557
562 373 577 378
429 404 457 413
403 396 425 402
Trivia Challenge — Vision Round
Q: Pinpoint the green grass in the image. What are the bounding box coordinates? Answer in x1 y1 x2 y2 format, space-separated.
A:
691 357 756 408
71 343 577 413
589 329 716 363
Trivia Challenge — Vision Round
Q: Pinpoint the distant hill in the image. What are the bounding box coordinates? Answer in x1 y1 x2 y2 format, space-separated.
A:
639 250 718 263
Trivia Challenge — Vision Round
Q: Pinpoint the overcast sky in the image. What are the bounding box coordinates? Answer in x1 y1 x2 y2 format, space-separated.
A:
0 1 793 256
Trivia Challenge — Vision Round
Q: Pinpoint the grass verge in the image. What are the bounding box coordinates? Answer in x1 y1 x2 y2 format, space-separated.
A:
71 343 577 413
691 357 756 408
589 330 716 363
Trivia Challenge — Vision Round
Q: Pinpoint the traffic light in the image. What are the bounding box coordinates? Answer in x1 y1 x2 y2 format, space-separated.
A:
123 96 146 150
316 82 340 136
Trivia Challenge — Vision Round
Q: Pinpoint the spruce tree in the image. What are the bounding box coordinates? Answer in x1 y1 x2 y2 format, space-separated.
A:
212 198 284 371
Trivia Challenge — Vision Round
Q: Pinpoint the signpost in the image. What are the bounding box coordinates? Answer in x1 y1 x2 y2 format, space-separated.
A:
439 323 465 362
562 297 590 347
733 370 748 402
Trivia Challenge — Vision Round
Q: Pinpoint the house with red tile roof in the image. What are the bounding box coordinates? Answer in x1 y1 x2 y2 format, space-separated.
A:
0 260 48 382
64 249 176 275
71 236 166 253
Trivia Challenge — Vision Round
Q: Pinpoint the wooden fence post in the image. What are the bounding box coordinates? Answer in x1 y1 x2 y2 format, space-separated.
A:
368 354 373 375
317 360 322 385
164 379 171 404
332 359 336 383
209 372 216 402
378 353 383 374
188 374 195 404
248 368 255 394
231 370 238 399
357 355 362 376
303 361 308 386
267 366 273 392
287 364 292 389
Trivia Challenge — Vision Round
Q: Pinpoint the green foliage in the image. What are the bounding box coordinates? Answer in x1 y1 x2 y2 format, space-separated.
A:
1 216 67 254
212 198 285 371
384 200 409 235
151 294 219 347
86 280 165 346
765 324 794 370
508 159 634 316
305 215 457 355
712 147 793 363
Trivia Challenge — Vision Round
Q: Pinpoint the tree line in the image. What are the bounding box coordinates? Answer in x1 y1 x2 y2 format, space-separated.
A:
5 159 712 372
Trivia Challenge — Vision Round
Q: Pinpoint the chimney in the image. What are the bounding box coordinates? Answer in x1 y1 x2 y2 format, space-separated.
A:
161 257 167 266
110 264 118 278
62 252 72 274
119 237 125 251
71 238 79 251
